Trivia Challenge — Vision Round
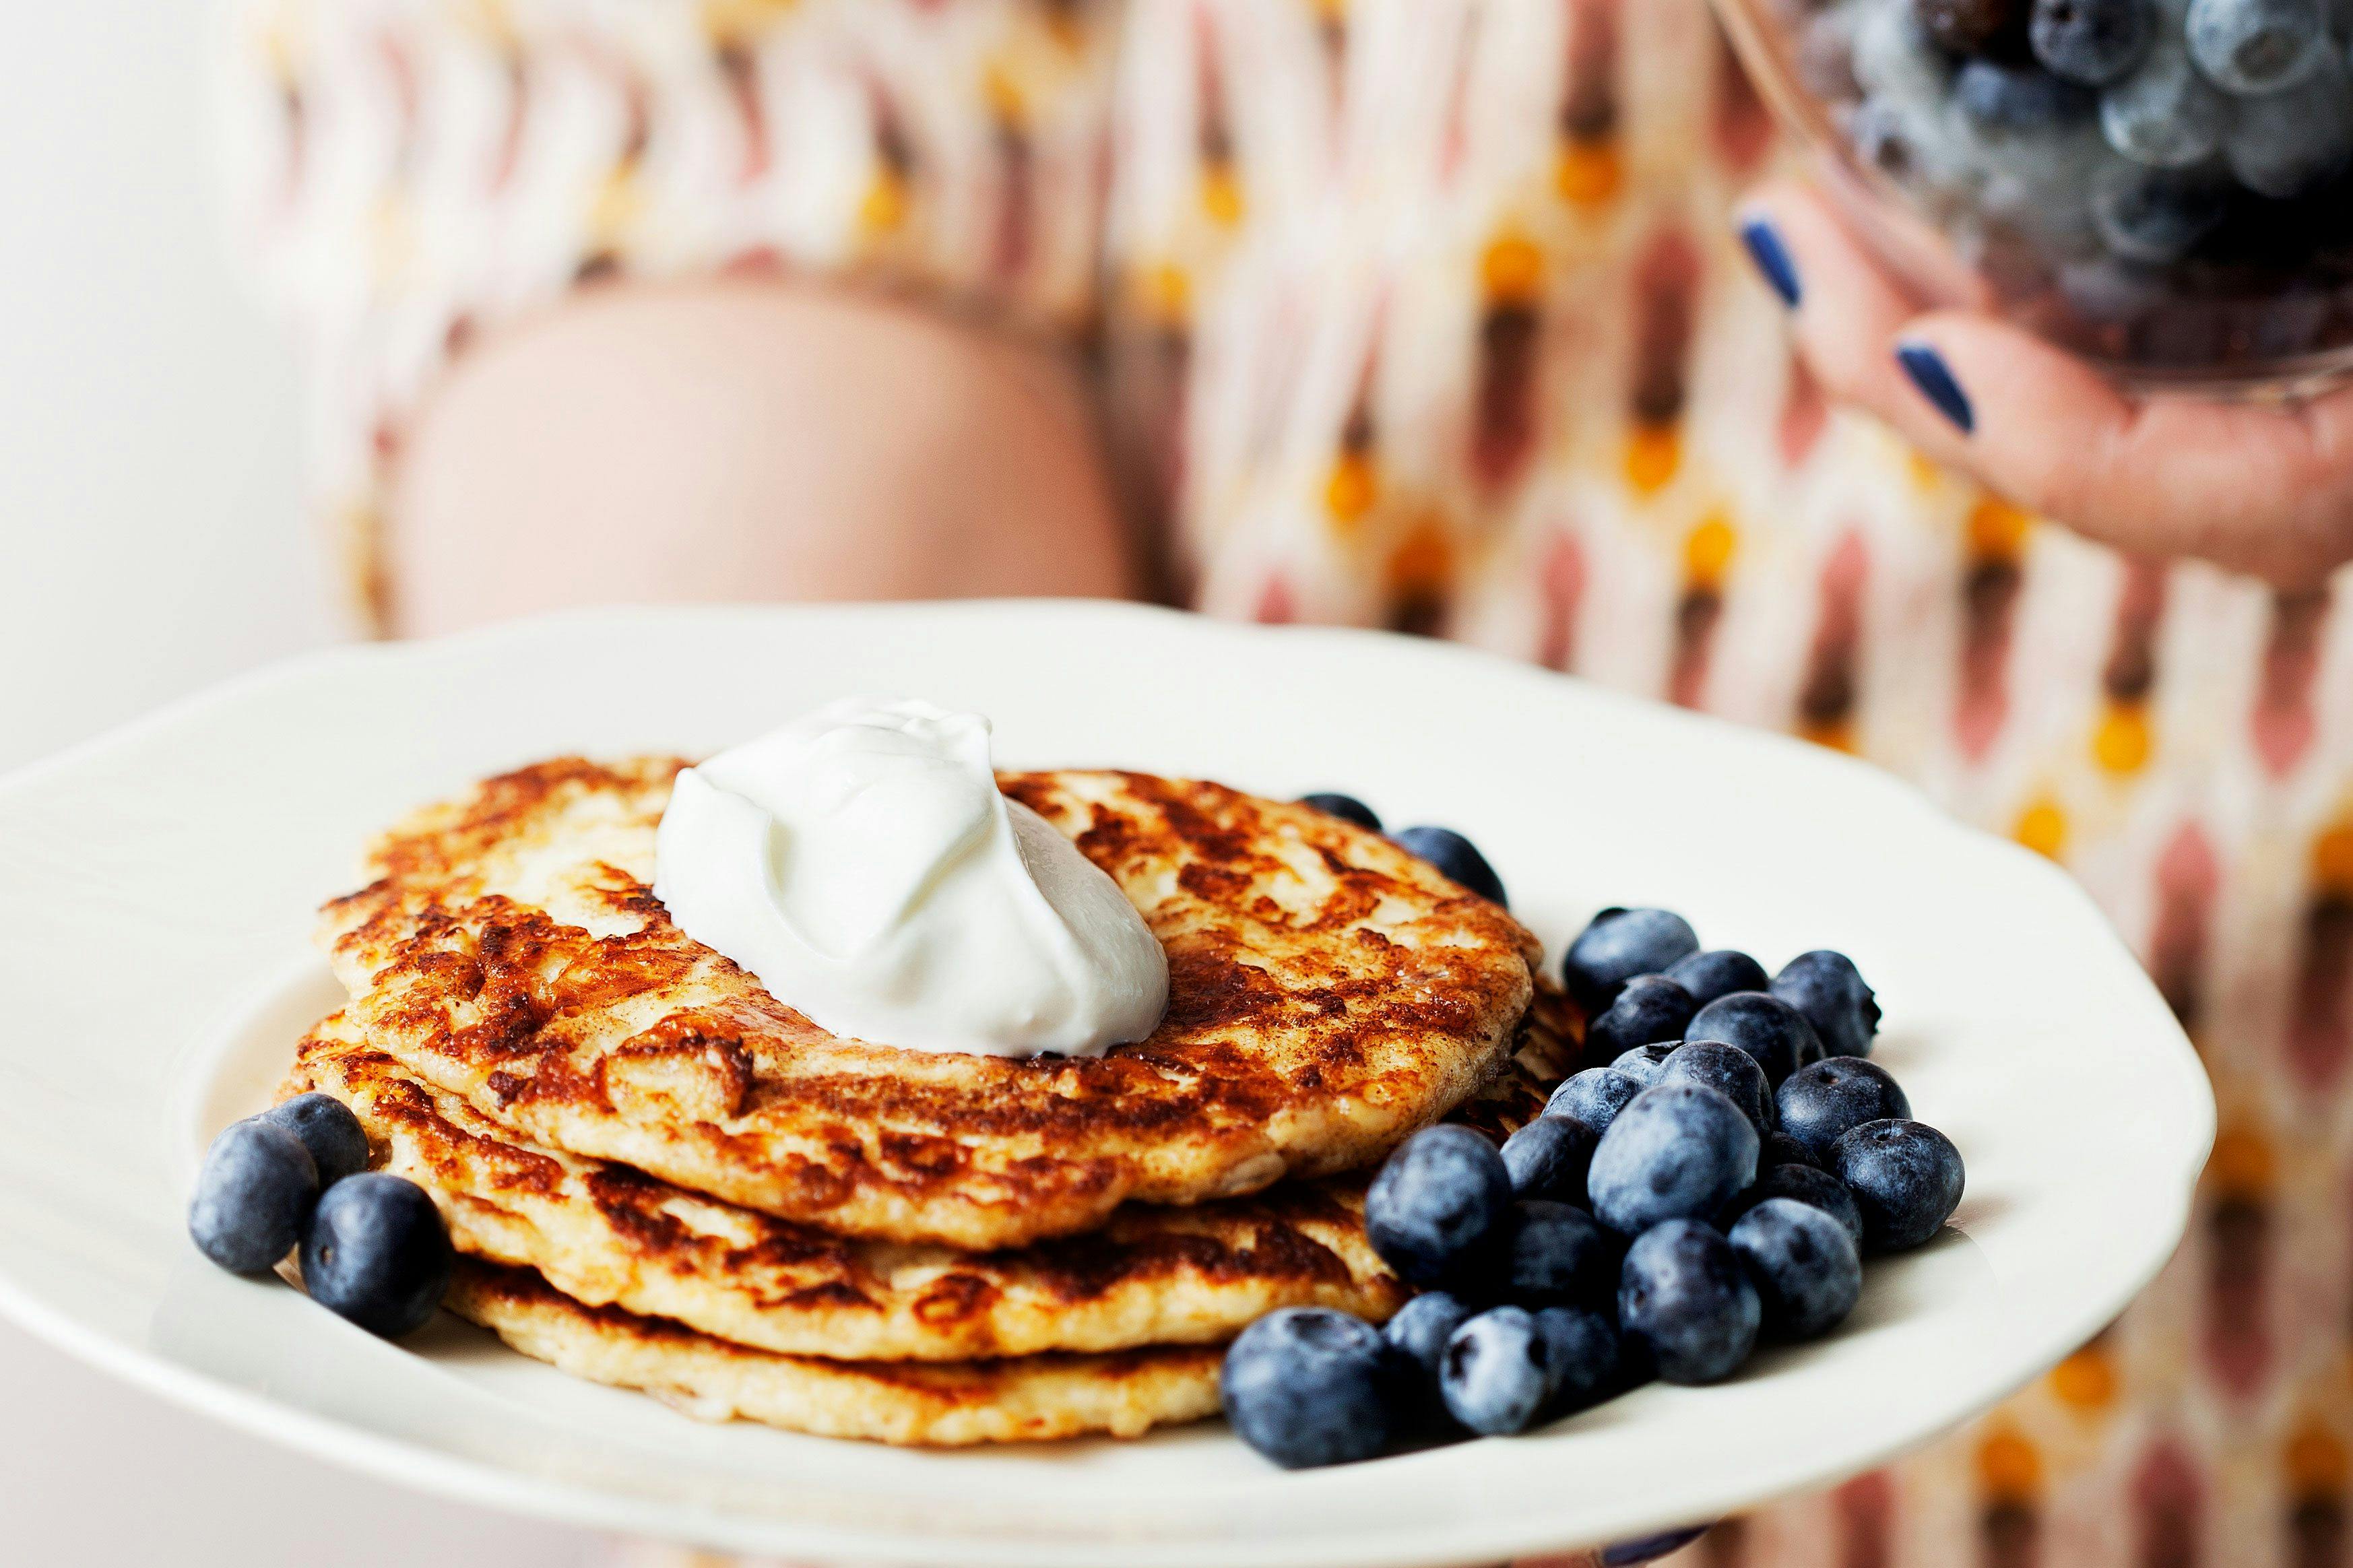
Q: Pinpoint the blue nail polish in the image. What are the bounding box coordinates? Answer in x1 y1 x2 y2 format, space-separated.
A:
1896 341 1974 434
1738 218 1801 308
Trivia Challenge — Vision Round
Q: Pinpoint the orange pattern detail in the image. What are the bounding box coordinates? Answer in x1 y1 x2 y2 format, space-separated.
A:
1976 1428 2044 1502
2014 798 2067 861
1625 424 1681 496
1685 513 1737 590
1555 137 1623 207
2209 1126 2275 1200
2095 702 2153 776
1324 452 1378 529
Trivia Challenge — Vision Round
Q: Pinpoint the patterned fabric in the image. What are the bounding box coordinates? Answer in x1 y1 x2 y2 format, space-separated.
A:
224 1 2353 1562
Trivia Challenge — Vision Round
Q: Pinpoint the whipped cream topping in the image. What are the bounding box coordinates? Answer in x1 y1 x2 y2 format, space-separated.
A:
652 697 1169 1059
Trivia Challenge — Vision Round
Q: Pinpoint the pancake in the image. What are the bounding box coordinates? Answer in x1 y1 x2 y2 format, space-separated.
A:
320 758 1539 1250
444 1260 1225 1447
283 983 1571 1363
288 1012 1409 1361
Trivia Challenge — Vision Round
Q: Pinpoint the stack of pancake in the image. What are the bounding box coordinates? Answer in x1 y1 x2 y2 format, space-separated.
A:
282 758 1569 1446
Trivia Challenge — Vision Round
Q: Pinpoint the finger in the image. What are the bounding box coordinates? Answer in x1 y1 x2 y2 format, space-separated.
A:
1889 311 2353 585
1735 180 1923 435
1735 180 2353 586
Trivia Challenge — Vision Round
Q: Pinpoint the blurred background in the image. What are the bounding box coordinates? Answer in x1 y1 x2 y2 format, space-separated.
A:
0 6 597 1563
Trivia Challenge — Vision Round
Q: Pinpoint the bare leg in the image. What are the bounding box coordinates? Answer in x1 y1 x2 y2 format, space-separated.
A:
388 281 1138 637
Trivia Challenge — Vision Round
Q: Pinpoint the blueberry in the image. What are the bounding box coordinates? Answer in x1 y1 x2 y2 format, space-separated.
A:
2032 0 2153 83
1914 0 2029 55
1658 1041 1776 1138
1501 1115 1599 1206
1664 949 1770 1006
1440 1307 1557 1435
1719 1163 1868 1251
2091 166 2229 264
2100 36 2233 167
1685 992 1826 1087
2225 51 2353 197
300 1173 453 1337
1223 1307 1402 1468
1762 1131 1822 1171
1392 825 1507 906
1299 792 1382 832
1830 1120 1968 1253
1618 1220 1762 1385
1547 1068 1646 1135
1533 1305 1625 1412
1562 909 1700 1013
188 1119 319 1276
1498 1199 1618 1307
1769 951 1881 1060
1587 1082 1760 1235
260 1093 370 1188
1586 976 1699 1059
1612 1043 1680 1088
1777 1058 1913 1165
1366 1125 1514 1286
1384 1291 1477 1379
1728 1198 1864 1341
1956 58 2100 131
2187 0 2326 92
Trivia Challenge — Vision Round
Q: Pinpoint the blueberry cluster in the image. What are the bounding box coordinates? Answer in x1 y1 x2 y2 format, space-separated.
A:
1797 0 2353 366
188 1095 453 1338
1221 894 1964 1470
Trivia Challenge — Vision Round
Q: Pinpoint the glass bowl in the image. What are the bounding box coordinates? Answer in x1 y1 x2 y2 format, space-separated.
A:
1712 0 2353 392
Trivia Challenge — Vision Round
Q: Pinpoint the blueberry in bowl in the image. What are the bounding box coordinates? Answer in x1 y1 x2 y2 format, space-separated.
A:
1715 0 2353 387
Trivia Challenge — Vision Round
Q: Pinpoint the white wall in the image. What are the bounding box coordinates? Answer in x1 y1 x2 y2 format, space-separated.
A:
0 4 600 1562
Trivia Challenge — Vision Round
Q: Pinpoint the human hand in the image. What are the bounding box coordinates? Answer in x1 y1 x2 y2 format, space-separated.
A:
1737 179 2353 589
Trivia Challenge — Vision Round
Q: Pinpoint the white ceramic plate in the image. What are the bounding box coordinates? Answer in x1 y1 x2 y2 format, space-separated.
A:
0 603 2210 1568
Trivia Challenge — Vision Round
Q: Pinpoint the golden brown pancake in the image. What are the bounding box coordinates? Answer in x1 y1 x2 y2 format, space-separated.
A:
320 759 1538 1250
288 1012 1409 1361
443 1260 1226 1447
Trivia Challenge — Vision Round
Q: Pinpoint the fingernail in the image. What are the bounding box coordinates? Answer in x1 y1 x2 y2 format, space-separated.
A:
1896 339 1974 434
1737 216 1801 308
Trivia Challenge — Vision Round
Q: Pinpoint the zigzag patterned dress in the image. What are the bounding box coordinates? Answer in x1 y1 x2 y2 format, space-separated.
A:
224 2 2353 1561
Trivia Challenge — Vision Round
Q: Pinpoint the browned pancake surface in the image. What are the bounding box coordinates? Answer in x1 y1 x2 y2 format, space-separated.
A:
290 1012 1412 1361
441 1260 1227 1447
321 760 1538 1249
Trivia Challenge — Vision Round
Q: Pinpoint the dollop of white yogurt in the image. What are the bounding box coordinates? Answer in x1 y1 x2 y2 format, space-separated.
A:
653 697 1169 1058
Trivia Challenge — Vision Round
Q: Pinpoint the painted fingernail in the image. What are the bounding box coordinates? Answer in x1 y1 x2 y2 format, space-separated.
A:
1737 217 1801 308
1896 340 1974 434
